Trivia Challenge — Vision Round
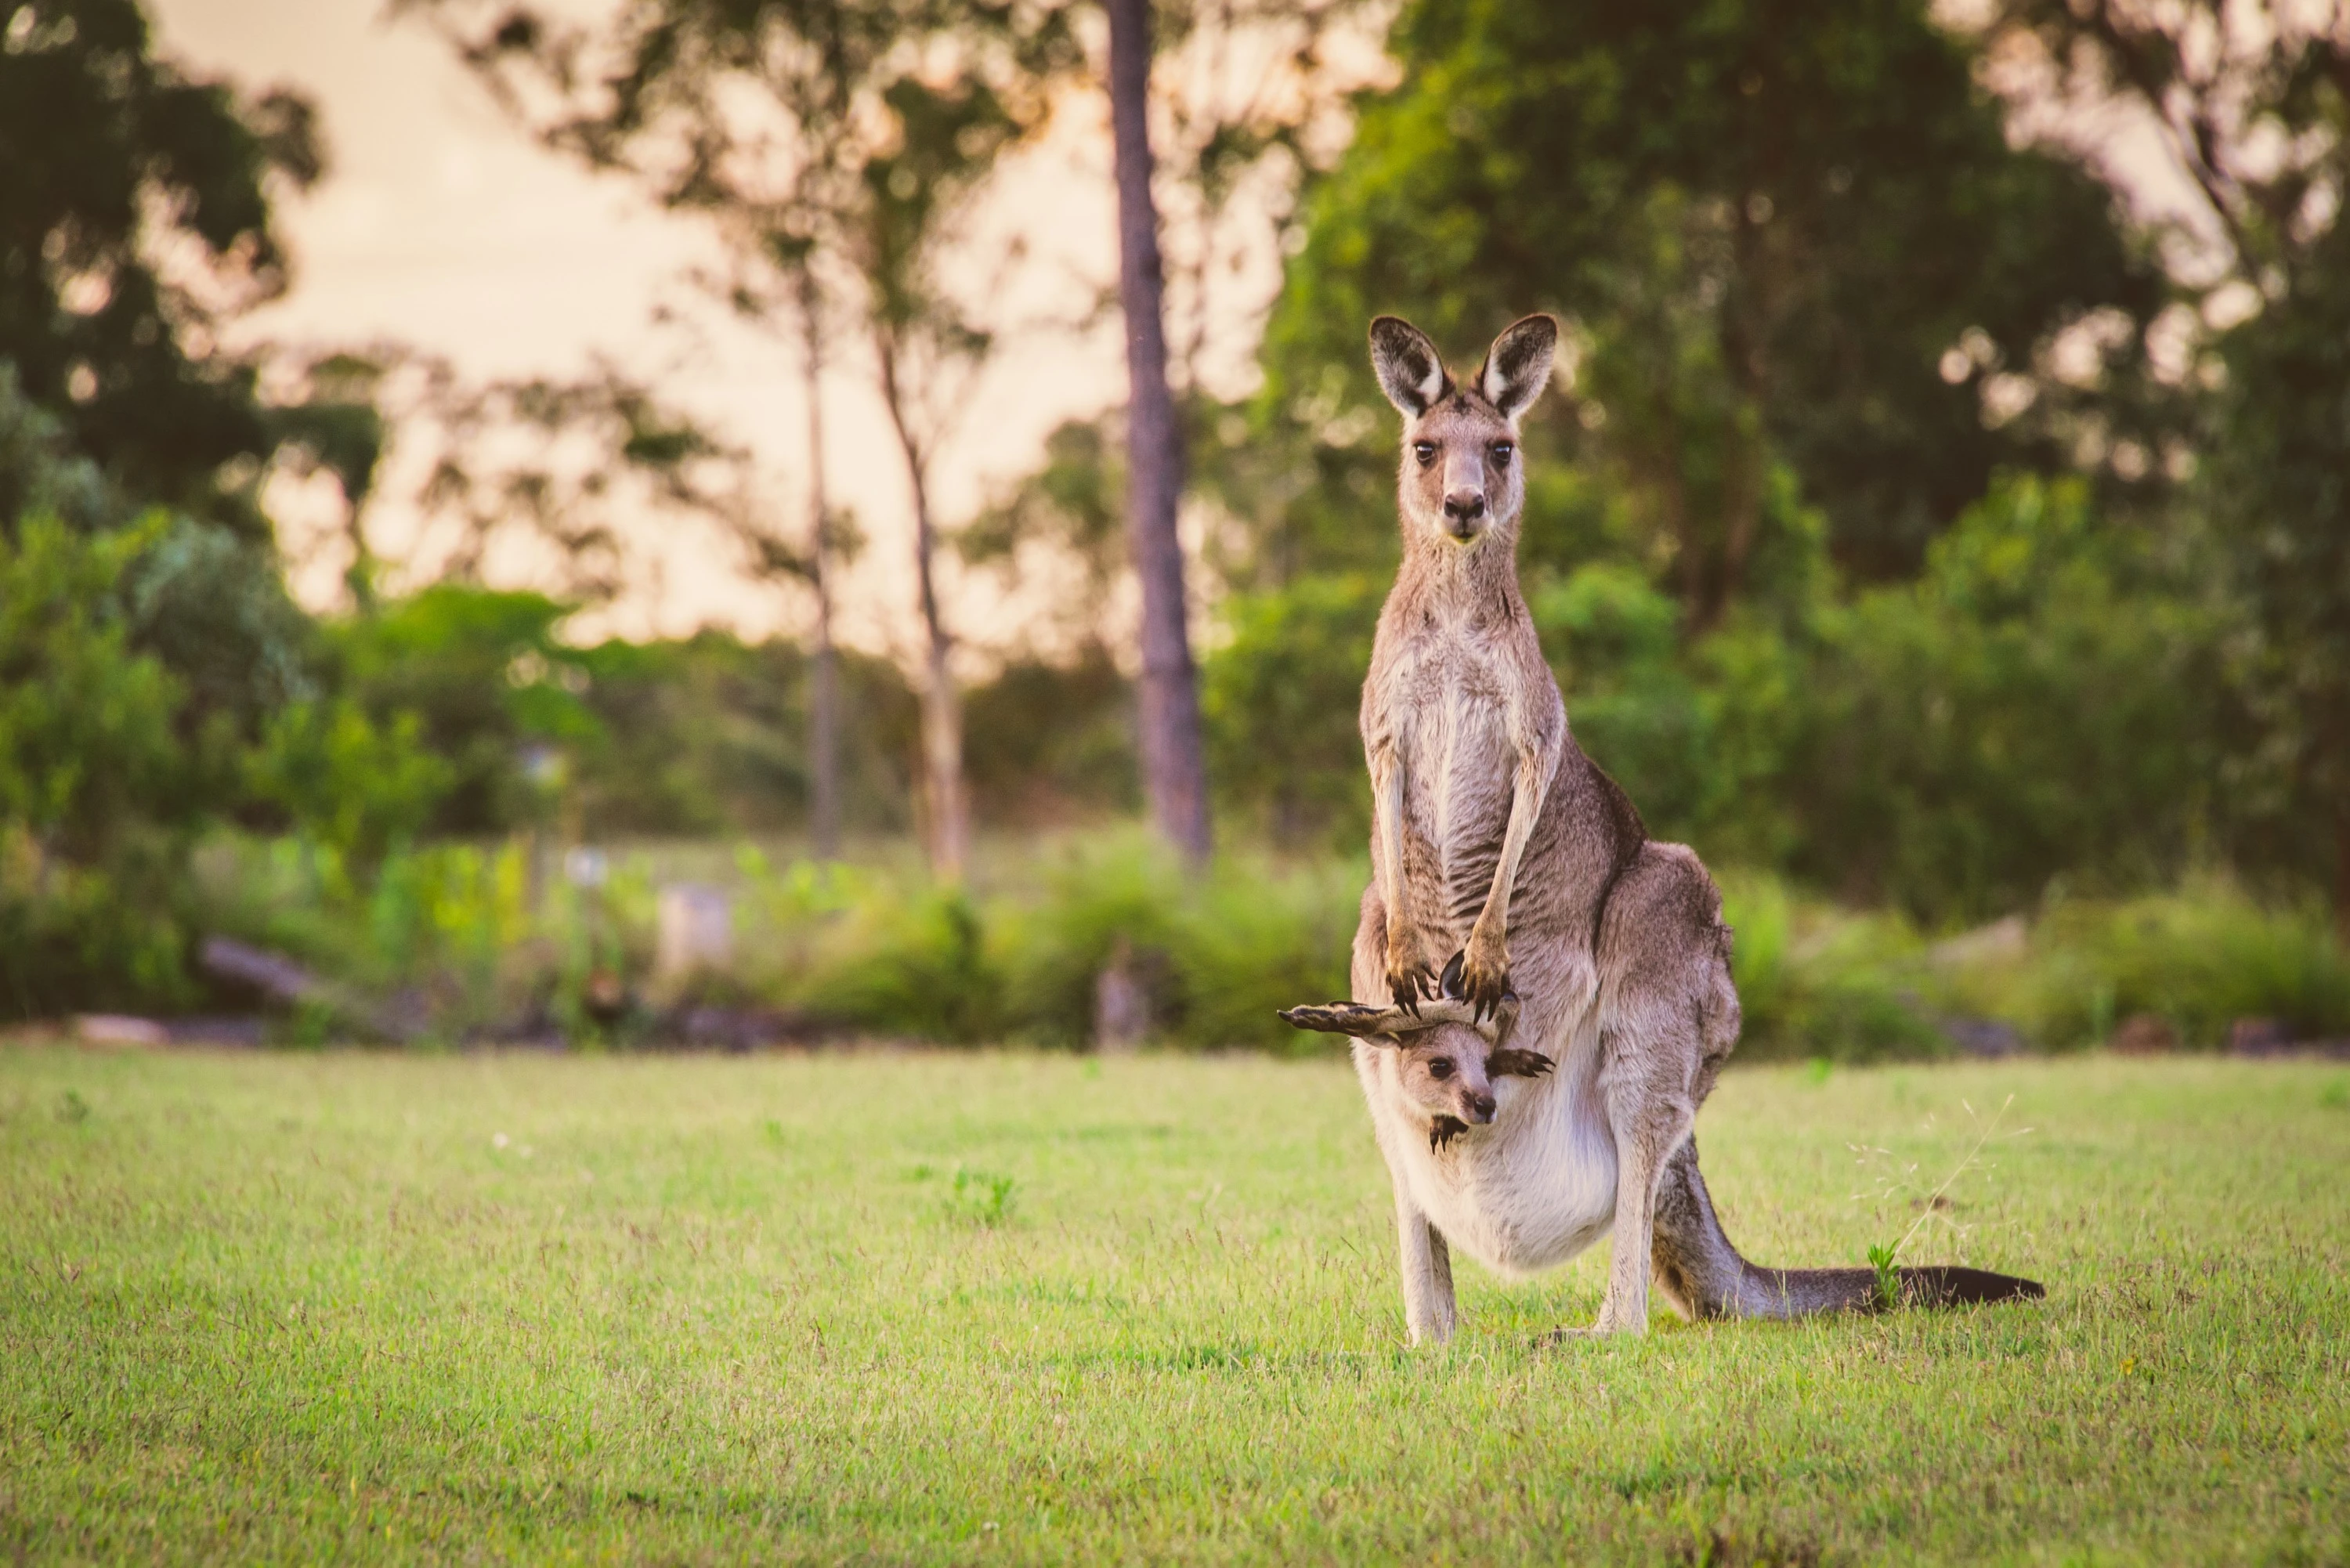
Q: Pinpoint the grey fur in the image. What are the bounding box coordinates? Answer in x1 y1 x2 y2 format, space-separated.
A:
1288 313 2044 1343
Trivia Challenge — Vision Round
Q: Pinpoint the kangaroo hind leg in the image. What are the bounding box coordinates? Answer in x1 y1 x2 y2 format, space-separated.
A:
1537 1022 1697 1341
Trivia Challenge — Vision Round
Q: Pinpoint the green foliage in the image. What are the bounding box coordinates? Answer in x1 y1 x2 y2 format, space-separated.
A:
800 884 1003 1043
963 649 1135 829
0 515 192 853
0 0 322 529
1202 573 1383 847
1938 884 2350 1053
1779 475 2222 921
1532 562 1720 840
247 699 450 876
942 1165 1018 1227
0 514 202 1014
196 826 1365 1053
120 514 319 734
772 832 1359 1053
1867 1242 1902 1311
329 585 594 835
2202 215 2350 912
1257 0 2160 608
0 363 116 533
568 633 918 838
1717 869 1945 1063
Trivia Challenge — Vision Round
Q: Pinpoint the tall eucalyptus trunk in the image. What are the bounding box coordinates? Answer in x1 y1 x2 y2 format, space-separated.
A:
799 268 841 861
1106 0 1211 866
877 340 968 884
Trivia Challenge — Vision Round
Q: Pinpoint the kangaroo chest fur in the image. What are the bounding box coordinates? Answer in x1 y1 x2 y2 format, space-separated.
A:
1354 1031 1619 1275
1382 619 1543 936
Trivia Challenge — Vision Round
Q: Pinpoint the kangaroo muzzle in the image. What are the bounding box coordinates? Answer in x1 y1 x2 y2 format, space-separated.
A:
1441 490 1487 537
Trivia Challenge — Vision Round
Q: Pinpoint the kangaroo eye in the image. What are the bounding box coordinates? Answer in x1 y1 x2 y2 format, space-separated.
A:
1427 1058 1454 1079
1413 441 1437 467
1491 443 1513 466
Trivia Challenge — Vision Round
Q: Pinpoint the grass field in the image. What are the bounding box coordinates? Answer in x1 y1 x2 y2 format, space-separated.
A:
2 1045 2345 1564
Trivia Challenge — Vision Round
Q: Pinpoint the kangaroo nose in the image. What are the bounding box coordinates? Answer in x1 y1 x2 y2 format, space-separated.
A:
1442 491 1486 528
1467 1092 1496 1123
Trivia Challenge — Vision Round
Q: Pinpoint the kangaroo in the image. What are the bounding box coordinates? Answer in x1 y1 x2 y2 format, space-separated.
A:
1279 314 2044 1343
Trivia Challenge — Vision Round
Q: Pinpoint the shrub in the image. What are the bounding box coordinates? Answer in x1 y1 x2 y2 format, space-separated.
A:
1960 883 2350 1050
0 516 207 1016
1202 574 1383 849
1717 869 1945 1063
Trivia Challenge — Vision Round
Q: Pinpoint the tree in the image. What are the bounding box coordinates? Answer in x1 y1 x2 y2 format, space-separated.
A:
2208 219 2350 933
1108 0 1206 866
1 0 330 757
974 0 1370 858
408 0 1078 881
268 347 747 614
795 262 842 860
1979 0 2350 928
849 67 1053 881
0 0 323 532
1257 0 2162 625
0 513 196 1014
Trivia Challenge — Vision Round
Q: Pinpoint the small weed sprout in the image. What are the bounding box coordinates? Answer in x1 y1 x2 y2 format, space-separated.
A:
1867 1242 1900 1310
2321 1078 2348 1111
55 1089 89 1125
947 1167 1017 1227
1860 1094 2030 1310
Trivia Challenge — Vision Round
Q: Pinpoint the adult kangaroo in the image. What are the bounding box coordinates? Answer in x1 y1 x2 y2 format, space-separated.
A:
1279 313 2043 1343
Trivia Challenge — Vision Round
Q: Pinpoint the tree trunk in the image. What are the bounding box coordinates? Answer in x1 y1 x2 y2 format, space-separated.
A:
2337 792 2350 950
1106 0 1212 867
799 269 841 862
913 480 967 884
1706 190 1778 634
877 341 968 883
1708 399 1765 634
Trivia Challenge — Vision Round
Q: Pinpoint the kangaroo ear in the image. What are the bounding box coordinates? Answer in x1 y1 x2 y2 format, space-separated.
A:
1278 1002 1404 1039
1479 314 1559 420
1368 316 1451 417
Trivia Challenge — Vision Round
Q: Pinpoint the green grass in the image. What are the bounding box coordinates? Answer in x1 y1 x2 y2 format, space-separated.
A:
2 1047 2345 1564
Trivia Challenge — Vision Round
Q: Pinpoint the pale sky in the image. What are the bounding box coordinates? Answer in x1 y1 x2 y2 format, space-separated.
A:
147 0 1145 655
144 2 2203 658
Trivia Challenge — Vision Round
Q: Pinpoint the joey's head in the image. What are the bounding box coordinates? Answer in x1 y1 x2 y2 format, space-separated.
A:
1368 313 1559 549
1387 1024 1500 1135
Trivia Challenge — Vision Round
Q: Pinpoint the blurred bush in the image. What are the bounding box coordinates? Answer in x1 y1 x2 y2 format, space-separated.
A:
1202 573 1383 849
1775 476 2223 923
1716 870 1945 1064
1935 883 2350 1052
0 515 210 1013
175 818 2350 1059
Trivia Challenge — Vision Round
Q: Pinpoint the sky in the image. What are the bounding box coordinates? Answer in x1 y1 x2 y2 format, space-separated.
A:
143 1 2203 658
146 0 1141 654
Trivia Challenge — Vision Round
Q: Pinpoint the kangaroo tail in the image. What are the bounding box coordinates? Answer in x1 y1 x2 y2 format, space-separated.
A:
1650 1140 2045 1320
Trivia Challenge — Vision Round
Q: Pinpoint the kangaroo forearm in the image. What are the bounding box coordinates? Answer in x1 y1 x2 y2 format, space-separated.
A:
1374 750 1408 934
1477 756 1550 939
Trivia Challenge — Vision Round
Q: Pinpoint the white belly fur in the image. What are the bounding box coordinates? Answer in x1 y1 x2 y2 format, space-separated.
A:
1358 1017 1619 1278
